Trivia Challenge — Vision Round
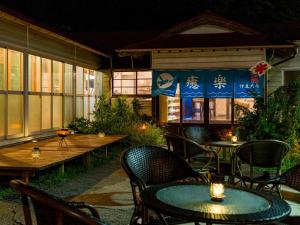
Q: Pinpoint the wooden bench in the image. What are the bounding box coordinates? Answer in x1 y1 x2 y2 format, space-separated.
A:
0 134 127 183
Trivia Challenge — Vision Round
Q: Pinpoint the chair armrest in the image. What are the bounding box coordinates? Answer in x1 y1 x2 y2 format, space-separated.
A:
68 201 100 219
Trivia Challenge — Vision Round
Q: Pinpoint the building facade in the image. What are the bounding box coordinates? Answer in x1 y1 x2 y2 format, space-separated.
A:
0 10 111 144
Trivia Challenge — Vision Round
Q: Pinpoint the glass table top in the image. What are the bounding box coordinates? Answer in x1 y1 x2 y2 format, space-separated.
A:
156 184 270 215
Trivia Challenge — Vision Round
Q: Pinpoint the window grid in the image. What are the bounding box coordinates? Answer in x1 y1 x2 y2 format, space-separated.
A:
113 71 152 96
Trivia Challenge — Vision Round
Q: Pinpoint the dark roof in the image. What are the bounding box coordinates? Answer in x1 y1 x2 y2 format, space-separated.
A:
120 11 291 51
123 33 276 50
69 30 163 55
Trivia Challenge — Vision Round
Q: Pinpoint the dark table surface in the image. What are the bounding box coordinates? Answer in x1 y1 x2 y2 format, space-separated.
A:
142 182 291 224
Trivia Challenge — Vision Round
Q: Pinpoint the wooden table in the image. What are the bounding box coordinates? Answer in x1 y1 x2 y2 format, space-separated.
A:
0 134 127 183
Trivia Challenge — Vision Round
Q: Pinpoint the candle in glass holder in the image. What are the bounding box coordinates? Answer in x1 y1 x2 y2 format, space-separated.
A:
210 174 225 202
231 135 238 143
32 147 40 159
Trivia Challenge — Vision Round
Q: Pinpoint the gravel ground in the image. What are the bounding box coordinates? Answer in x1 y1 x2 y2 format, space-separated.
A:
0 155 133 225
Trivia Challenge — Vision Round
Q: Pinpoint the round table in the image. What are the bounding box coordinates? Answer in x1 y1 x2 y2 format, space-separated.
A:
142 182 291 225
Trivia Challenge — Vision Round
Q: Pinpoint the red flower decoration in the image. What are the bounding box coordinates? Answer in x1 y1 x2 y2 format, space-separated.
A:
250 61 271 76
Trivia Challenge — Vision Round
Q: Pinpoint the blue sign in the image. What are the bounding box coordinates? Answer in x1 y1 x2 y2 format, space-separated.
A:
152 70 179 96
206 70 234 98
235 70 264 98
180 71 205 97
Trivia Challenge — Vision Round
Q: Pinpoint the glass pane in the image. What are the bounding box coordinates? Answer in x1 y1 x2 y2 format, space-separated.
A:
84 68 89 95
113 80 121 87
76 97 83 118
95 71 103 96
137 71 152 79
121 87 135 95
28 55 41 92
89 70 95 95
167 85 180 123
113 72 121 79
28 95 41 133
8 50 23 91
113 87 121 95
121 71 136 79
64 96 73 127
209 98 232 124
0 48 6 90
42 96 51 129
122 79 135 87
42 58 52 92
137 86 151 95
0 94 5 136
90 96 95 121
64 64 73 94
8 94 23 136
137 79 151 86
53 96 62 128
84 96 89 119
53 61 63 93
76 66 84 95
183 98 204 123
234 98 255 120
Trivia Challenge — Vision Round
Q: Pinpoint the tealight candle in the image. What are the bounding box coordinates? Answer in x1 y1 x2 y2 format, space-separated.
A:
210 174 225 202
231 135 238 143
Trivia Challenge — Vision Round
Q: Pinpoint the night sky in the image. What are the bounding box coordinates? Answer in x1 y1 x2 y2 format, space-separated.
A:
1 0 300 33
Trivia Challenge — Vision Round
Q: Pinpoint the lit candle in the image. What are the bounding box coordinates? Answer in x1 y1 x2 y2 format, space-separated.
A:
210 174 225 202
231 135 238 143
32 147 40 159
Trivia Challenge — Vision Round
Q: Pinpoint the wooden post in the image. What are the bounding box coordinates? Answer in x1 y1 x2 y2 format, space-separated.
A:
58 163 65 175
83 152 91 168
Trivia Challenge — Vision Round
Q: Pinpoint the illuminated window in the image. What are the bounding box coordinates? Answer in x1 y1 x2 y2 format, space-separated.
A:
64 64 73 94
42 96 51 130
53 61 63 93
42 58 51 92
0 94 4 136
182 98 204 123
8 94 23 136
28 55 41 92
209 98 232 124
113 71 152 95
234 98 255 120
89 70 95 95
64 96 73 127
53 96 62 128
95 71 103 96
76 66 84 95
8 50 23 91
28 95 41 133
0 48 6 90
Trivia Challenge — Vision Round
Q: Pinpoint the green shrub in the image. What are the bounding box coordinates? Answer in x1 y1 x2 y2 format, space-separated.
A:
128 122 166 146
68 96 166 147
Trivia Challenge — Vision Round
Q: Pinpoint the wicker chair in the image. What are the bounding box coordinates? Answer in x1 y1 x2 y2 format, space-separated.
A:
233 140 290 191
165 133 219 174
121 145 206 225
257 165 300 225
10 179 108 225
182 126 220 145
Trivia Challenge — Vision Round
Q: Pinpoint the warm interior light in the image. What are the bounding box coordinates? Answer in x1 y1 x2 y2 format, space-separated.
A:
231 135 238 143
210 175 225 202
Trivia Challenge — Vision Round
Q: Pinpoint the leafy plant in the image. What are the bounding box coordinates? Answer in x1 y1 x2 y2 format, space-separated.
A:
68 117 96 134
236 82 300 171
235 82 300 148
128 122 166 146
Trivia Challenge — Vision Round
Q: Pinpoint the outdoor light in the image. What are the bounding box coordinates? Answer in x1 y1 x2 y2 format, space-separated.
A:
141 123 147 131
210 174 225 202
32 140 40 159
56 128 70 147
98 132 105 138
231 135 238 143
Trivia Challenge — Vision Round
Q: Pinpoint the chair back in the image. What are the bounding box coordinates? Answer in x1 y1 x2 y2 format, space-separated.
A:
235 140 290 168
280 164 300 192
10 179 107 225
183 126 219 144
121 145 200 188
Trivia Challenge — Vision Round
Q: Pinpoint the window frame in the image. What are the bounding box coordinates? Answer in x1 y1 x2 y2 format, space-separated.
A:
112 70 152 96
